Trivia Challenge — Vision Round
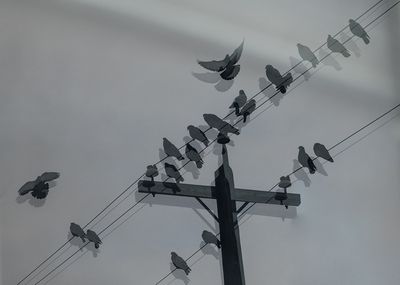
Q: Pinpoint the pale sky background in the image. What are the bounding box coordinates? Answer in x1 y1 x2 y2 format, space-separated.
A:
0 0 399 284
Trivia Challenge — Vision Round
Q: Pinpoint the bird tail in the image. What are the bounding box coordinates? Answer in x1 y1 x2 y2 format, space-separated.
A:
196 161 203 169
81 237 86 243
277 85 286 94
242 113 248 123
342 49 351 57
178 156 185 161
177 176 184 183
185 267 191 275
203 140 209 147
362 36 370 44
312 59 318 68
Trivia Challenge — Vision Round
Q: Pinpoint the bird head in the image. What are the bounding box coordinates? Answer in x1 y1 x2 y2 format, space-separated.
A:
298 146 305 151
171 252 177 257
187 125 193 130
349 19 355 25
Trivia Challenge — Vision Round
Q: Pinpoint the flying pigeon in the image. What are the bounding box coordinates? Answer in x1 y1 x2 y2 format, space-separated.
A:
185 143 203 168
165 163 184 183
278 176 292 189
239 99 256 123
197 41 244 80
203 114 240 135
298 146 316 174
18 172 60 199
187 125 209 147
265 65 293 94
327 35 350 57
70 223 86 242
229 89 247 116
86 229 102 249
163 138 185 161
349 19 370 44
297 43 319 67
313 143 334 162
145 165 159 181
202 230 221 248
171 252 191 275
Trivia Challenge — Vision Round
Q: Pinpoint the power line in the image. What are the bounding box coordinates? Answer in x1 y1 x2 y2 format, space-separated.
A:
17 1 394 283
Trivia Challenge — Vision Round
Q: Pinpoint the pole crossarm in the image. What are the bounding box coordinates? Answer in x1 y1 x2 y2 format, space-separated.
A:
138 180 301 207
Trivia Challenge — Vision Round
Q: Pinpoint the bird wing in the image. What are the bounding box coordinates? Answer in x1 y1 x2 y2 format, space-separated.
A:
220 64 240 80
18 180 38 195
197 55 230 72
228 40 244 66
174 256 188 270
39 172 60 182
163 139 183 159
203 114 225 130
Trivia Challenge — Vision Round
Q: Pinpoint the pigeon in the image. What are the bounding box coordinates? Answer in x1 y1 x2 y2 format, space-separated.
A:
313 143 334 162
171 252 191 275
187 125 209 147
165 163 184 183
297 43 319 67
298 146 316 174
229 90 247 116
185 143 203 168
70 223 86 242
278 176 291 189
239 99 256 123
203 114 240 135
202 230 221 248
327 35 350 57
145 165 159 181
349 19 370 44
265 65 293 94
163 138 185 161
18 172 60 199
198 41 244 81
86 229 102 249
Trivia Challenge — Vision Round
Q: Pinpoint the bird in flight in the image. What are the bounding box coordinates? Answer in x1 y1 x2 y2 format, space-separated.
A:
18 172 60 199
197 41 244 80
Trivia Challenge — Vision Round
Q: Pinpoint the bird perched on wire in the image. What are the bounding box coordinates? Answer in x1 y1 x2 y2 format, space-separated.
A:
239 99 256 123
229 90 247 116
187 125 209 147
313 143 334 162
70 223 86 243
297 43 319 67
197 41 244 80
278 176 292 189
165 163 184 183
145 165 159 182
349 19 370 44
298 146 316 174
327 35 350 57
18 172 60 199
203 114 240 135
265 65 293 94
86 229 102 249
202 230 221 248
163 138 185 161
185 143 203 168
171 252 191 275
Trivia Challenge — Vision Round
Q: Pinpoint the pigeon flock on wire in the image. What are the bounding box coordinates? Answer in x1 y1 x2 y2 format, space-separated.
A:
16 13 375 281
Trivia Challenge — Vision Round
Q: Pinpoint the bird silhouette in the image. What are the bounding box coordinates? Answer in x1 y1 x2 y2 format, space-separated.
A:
265 65 293 94
298 146 316 174
239 99 256 123
313 143 334 162
163 138 185 161
187 125 209 147
197 41 244 80
165 163 184 183
18 172 60 199
86 229 102 249
278 176 292 189
70 223 86 243
145 165 159 181
349 19 370 44
229 90 247 116
203 114 240 135
297 43 319 67
202 231 221 248
171 252 191 275
327 35 350 57
185 143 203 168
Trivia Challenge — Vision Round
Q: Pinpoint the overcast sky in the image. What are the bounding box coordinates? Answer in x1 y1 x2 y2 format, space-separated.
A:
1 0 399 284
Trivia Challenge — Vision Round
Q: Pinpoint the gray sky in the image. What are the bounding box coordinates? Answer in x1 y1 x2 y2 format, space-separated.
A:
1 0 400 284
